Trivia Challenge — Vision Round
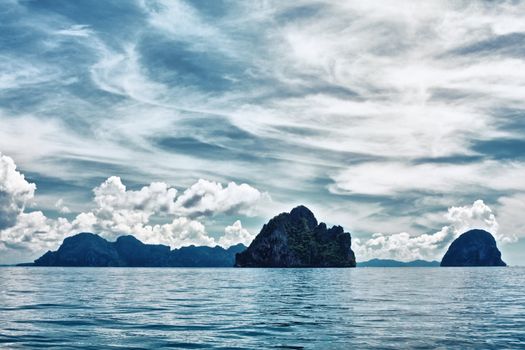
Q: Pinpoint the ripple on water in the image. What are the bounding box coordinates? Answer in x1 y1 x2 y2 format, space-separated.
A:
0 267 523 349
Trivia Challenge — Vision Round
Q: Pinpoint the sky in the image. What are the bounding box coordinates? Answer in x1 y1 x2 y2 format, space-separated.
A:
1 0 524 265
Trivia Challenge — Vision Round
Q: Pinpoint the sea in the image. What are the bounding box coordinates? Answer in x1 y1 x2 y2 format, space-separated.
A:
0 267 524 349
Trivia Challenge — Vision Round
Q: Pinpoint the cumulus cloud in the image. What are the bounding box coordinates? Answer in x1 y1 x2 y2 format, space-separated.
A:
64 176 265 246
218 220 255 248
0 153 36 230
447 200 500 241
94 176 178 216
353 200 505 262
86 177 265 245
74 212 215 248
148 217 215 248
0 155 267 254
54 199 71 214
174 179 267 217
1 212 71 252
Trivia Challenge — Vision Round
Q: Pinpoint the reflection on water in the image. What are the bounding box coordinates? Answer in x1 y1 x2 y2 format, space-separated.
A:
0 267 524 349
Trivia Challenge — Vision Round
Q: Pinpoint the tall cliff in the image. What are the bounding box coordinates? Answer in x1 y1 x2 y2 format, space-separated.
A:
235 205 356 267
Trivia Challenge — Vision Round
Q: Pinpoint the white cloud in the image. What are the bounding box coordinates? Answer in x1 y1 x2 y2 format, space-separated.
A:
148 217 215 248
330 161 525 196
139 0 234 54
0 155 267 255
0 211 91 253
174 179 267 217
3 0 525 212
54 199 71 214
495 194 525 241
354 200 505 262
93 176 178 216
0 56 62 90
55 24 93 37
0 153 36 230
446 199 500 241
74 177 265 245
218 220 254 248
90 45 169 104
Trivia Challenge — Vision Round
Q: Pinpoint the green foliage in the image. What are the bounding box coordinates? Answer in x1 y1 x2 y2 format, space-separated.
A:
285 218 353 267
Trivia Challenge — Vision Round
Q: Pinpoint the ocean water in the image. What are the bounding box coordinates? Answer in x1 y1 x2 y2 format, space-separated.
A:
0 267 524 349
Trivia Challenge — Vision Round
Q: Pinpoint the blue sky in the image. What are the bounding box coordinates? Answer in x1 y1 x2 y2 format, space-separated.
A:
1 0 524 264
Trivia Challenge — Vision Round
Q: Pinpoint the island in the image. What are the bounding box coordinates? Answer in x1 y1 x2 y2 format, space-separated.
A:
235 205 356 267
29 232 246 267
440 229 506 267
357 259 440 267
23 215 507 269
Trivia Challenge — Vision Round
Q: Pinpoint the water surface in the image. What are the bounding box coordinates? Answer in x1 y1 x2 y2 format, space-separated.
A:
0 267 524 349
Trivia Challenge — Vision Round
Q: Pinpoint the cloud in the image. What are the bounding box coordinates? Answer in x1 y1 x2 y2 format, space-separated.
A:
3 0 525 203
139 0 234 54
218 220 254 248
55 24 93 38
74 177 266 244
495 194 525 241
147 217 215 248
0 153 36 230
90 45 170 104
1 1 525 264
353 200 504 262
54 199 71 214
74 210 215 248
0 155 266 254
174 179 268 217
93 176 178 216
446 199 500 241
0 211 75 252
330 161 525 196
0 57 61 90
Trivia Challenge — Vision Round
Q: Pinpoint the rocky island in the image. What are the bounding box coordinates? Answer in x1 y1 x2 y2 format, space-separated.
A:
235 205 356 267
440 229 506 267
24 214 507 269
30 232 246 267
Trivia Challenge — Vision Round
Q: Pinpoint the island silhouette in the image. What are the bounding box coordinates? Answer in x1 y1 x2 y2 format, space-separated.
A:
24 206 506 268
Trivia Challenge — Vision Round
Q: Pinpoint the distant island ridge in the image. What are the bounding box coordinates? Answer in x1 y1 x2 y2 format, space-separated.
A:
31 233 245 267
357 259 440 267
22 206 507 268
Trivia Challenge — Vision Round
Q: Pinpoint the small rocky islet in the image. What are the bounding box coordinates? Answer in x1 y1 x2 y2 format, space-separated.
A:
440 229 506 267
28 205 506 268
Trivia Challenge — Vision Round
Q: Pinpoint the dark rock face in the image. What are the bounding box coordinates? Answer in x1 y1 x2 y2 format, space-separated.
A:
33 233 246 267
441 229 506 267
235 205 356 267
